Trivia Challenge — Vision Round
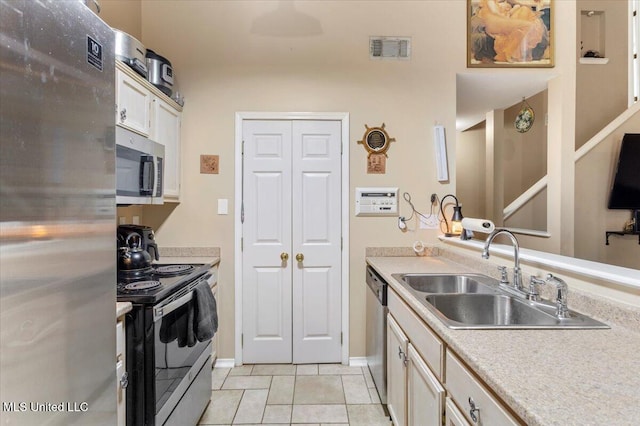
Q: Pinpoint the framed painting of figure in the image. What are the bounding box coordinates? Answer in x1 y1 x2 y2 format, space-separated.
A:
468 0 553 67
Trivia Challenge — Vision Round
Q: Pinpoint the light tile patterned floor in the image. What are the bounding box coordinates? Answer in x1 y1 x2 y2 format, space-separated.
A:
198 364 392 425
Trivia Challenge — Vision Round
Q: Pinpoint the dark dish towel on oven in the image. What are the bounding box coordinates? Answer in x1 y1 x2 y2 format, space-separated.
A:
193 281 218 341
159 298 196 348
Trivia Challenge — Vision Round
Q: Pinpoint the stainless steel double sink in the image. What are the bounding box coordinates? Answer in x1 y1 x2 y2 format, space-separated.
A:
391 273 608 329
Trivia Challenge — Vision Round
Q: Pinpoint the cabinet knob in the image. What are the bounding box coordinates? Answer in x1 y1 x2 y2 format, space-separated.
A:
120 108 127 122
398 346 408 367
280 252 289 262
120 372 128 389
468 397 480 422
296 253 304 262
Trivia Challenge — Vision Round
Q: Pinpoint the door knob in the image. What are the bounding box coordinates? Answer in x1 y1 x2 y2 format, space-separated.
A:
280 252 289 261
296 253 304 262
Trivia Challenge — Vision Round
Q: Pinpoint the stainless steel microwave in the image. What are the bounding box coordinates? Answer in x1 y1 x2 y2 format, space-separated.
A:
116 126 164 205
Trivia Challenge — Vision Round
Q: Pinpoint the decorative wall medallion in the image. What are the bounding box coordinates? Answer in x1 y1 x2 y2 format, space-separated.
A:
514 98 535 133
357 123 396 157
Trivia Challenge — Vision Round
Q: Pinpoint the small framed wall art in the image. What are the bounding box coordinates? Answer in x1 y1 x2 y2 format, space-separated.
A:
367 153 386 174
468 0 553 68
200 155 219 174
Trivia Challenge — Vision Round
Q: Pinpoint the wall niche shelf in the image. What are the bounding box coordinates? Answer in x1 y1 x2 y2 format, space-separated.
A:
580 9 606 63
605 231 640 245
579 57 609 65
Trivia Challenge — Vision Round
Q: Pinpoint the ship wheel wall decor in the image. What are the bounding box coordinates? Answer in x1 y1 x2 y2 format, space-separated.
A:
357 123 396 157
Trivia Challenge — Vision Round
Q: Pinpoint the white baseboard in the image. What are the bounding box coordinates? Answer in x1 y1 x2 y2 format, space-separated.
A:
213 358 235 369
349 357 368 367
214 357 368 368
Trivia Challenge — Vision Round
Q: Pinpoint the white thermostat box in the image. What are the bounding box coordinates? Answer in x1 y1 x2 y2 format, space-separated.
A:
355 187 399 216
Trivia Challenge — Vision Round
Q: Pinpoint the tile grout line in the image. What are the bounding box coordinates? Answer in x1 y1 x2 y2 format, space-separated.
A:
291 369 298 423
340 372 350 426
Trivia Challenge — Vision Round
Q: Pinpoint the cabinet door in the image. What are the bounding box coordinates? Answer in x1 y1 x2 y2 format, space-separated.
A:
116 68 151 136
387 314 408 426
151 96 181 201
116 359 126 426
116 318 126 426
210 284 218 366
446 351 520 425
407 343 445 426
445 397 472 426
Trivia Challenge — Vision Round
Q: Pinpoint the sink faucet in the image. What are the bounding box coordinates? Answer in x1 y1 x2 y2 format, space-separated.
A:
482 229 523 292
545 274 569 319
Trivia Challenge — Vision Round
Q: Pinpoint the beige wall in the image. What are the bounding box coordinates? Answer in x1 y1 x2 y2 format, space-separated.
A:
575 0 628 149
99 0 142 40
575 113 640 269
103 1 585 360
137 0 466 360
456 122 486 220
503 91 548 206
459 92 548 232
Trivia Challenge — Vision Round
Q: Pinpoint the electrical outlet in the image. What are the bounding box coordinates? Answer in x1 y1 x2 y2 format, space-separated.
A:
419 215 439 229
430 193 437 204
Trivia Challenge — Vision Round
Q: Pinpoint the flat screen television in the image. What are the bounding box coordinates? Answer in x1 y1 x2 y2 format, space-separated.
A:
608 133 640 233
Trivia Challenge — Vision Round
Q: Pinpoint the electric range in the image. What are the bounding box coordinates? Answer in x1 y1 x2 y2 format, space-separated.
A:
117 263 214 304
118 262 216 426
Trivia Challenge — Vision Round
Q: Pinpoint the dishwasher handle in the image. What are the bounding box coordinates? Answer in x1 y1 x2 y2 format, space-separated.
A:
366 266 388 305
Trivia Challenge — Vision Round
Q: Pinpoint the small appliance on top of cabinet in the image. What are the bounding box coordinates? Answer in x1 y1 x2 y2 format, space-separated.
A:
146 49 174 97
113 28 148 79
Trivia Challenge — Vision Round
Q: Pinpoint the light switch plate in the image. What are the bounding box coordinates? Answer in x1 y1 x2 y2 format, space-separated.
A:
218 199 228 215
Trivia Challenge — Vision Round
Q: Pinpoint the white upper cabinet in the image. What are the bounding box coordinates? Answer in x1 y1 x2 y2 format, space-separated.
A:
115 61 183 203
115 67 151 136
150 96 181 202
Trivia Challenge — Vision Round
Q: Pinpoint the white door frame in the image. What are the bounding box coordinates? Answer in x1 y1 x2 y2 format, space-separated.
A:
234 112 350 366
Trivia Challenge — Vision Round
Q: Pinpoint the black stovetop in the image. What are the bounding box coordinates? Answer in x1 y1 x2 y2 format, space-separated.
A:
117 262 213 305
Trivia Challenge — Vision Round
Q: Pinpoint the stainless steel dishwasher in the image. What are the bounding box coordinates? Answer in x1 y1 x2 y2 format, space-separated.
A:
365 266 388 406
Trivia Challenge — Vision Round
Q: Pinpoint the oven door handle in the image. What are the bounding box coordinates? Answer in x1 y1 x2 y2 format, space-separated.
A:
154 291 193 321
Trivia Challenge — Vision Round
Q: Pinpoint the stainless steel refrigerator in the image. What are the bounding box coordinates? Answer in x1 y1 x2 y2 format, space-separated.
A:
0 1 117 424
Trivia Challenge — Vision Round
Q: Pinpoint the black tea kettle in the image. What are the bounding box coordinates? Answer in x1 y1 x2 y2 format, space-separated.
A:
117 224 159 260
118 233 152 272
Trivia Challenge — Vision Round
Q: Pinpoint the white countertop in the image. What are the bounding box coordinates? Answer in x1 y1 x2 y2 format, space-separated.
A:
156 256 220 266
367 256 640 426
116 302 132 318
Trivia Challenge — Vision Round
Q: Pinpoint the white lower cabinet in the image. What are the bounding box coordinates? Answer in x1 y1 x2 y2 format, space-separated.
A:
445 351 520 426
387 314 408 426
384 284 524 426
116 317 127 426
210 283 218 366
445 397 472 426
407 343 445 426
387 314 445 426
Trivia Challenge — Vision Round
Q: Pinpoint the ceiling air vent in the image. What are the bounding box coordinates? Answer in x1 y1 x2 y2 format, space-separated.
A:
370 37 411 60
